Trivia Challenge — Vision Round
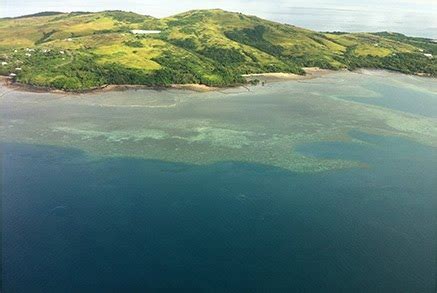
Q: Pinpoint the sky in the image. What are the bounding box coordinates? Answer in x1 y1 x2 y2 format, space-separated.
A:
2 0 436 37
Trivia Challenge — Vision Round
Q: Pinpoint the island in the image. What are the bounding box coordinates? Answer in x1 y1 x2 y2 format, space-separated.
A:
0 9 436 91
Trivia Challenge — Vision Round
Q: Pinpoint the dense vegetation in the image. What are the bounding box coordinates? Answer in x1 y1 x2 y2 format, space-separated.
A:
0 9 435 91
225 25 285 56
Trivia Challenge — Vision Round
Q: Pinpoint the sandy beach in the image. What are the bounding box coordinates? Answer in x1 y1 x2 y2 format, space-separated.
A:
242 67 336 83
170 84 219 92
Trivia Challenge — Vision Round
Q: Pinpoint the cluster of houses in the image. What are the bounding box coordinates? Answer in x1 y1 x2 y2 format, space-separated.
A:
21 47 65 56
1 47 70 83
24 47 35 57
418 48 433 58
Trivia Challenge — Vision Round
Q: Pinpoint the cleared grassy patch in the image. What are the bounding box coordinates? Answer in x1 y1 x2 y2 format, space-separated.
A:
93 39 164 70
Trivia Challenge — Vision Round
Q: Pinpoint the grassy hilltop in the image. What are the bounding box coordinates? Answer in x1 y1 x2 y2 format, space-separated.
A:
0 9 436 91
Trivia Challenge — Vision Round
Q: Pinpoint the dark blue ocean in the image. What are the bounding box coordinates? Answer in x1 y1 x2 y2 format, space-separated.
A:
1 132 436 292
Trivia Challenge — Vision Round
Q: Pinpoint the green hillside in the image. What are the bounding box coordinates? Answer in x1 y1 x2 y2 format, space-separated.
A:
0 9 436 91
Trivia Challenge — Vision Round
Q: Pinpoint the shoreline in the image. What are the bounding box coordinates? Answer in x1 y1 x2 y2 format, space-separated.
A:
0 76 218 94
0 67 332 95
0 76 223 95
1 68 434 95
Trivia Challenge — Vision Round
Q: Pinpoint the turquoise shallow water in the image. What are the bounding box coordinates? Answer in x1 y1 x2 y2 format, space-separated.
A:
1 70 436 172
2 131 436 291
332 75 437 118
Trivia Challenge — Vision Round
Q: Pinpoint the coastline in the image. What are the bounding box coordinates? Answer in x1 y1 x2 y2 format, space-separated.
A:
0 76 221 95
0 67 333 95
1 67 433 95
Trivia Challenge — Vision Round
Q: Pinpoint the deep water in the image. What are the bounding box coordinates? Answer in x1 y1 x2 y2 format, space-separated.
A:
2 132 436 292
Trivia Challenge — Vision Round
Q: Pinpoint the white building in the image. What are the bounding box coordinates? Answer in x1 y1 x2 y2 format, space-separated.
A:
130 30 161 35
424 53 433 58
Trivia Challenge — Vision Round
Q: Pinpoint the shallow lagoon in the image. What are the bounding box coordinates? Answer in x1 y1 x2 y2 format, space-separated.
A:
1 70 436 172
1 71 437 291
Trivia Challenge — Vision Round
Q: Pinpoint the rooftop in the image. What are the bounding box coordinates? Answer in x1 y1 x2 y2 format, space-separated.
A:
130 30 161 34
